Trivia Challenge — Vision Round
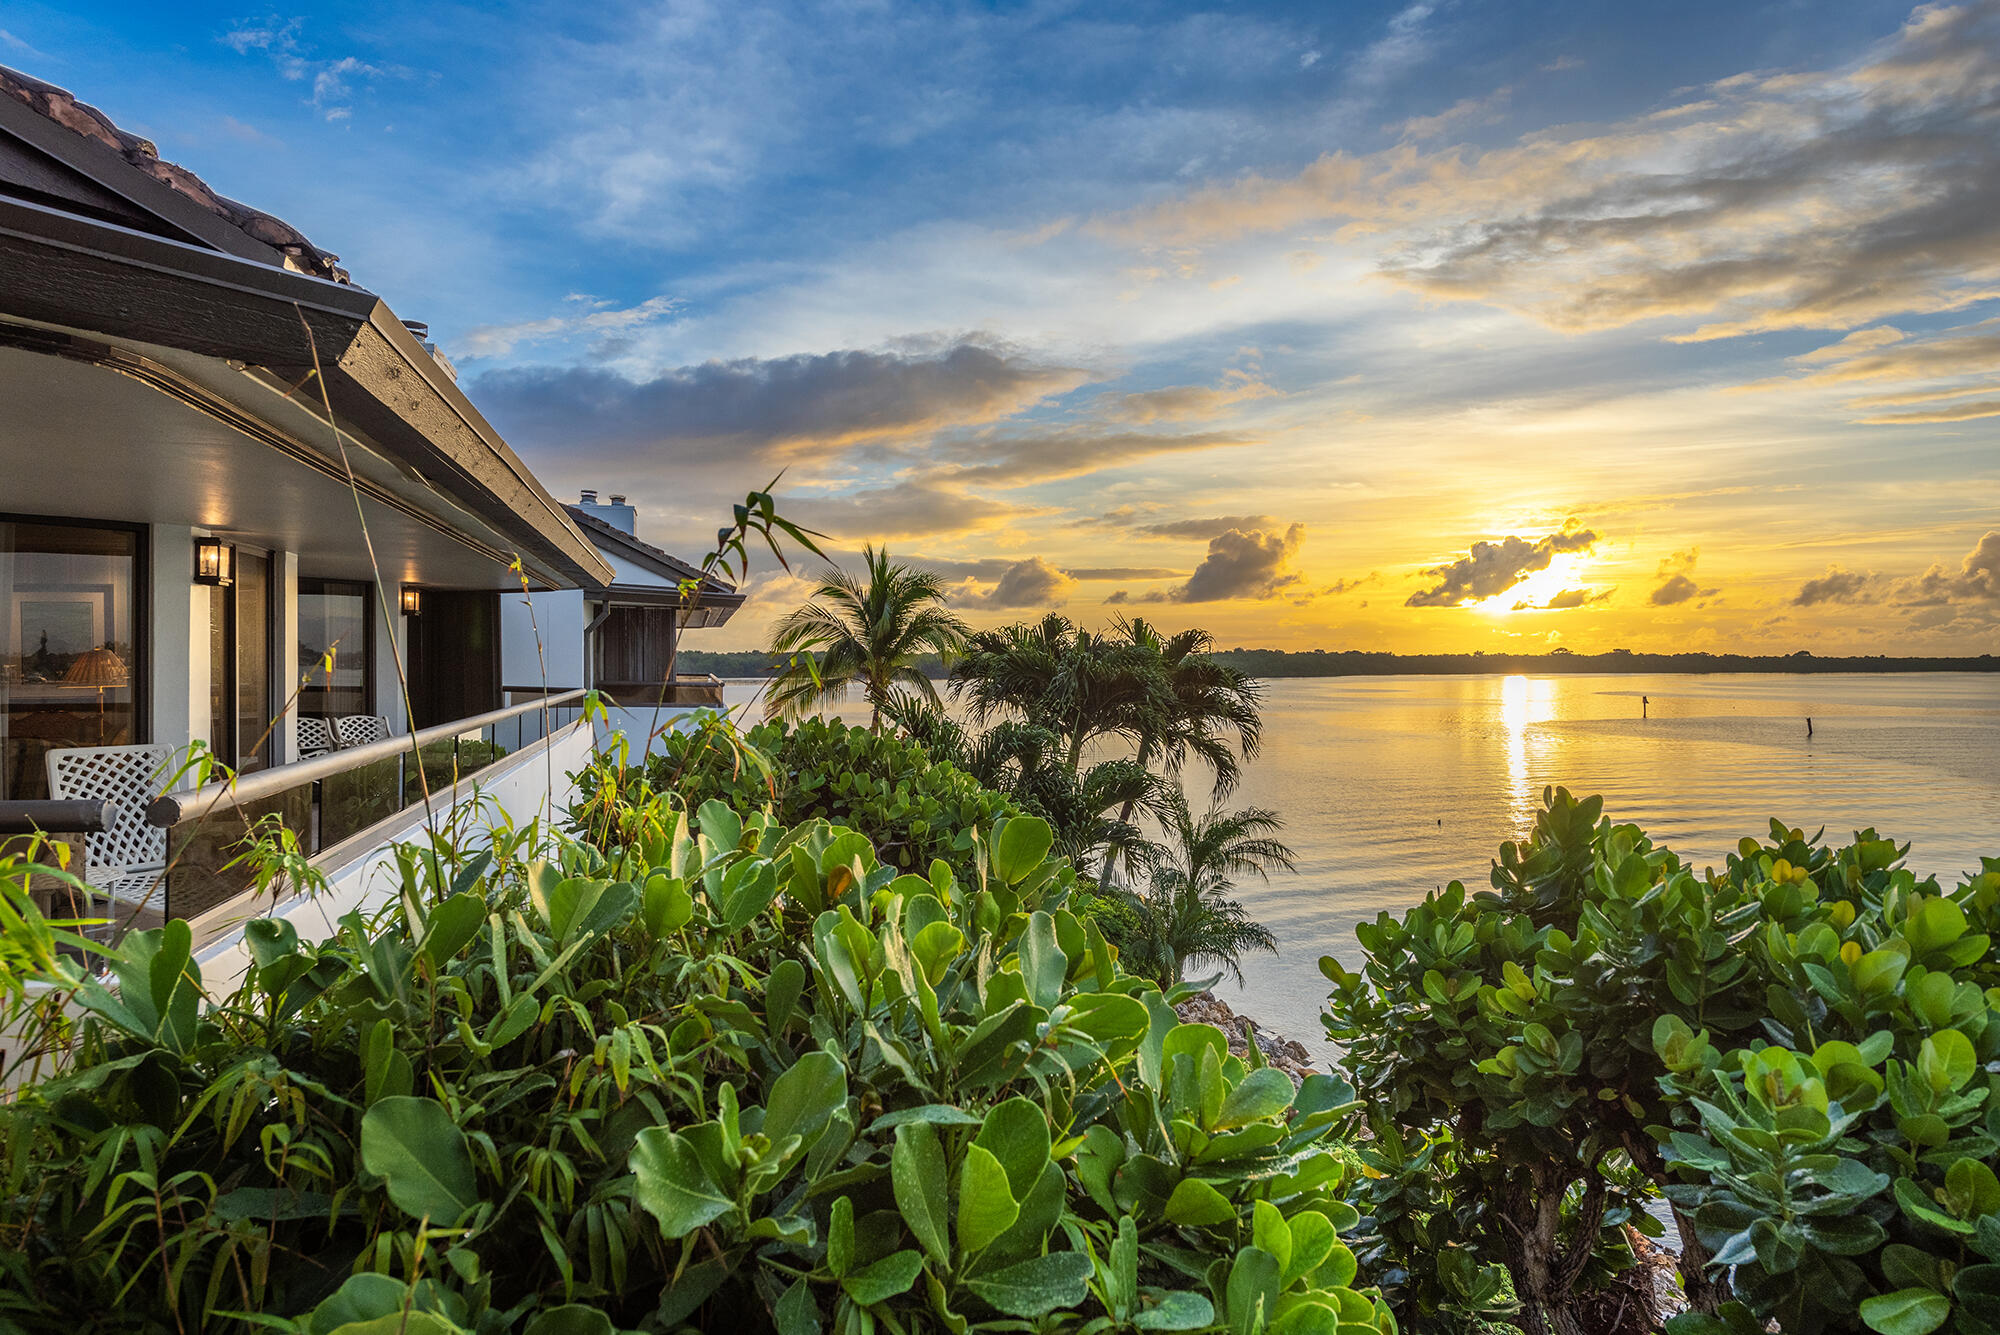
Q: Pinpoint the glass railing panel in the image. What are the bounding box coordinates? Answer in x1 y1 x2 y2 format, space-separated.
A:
322 754 405 847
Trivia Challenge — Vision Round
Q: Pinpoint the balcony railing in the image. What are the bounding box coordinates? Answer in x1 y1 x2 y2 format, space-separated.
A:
1 799 114 924
146 690 588 923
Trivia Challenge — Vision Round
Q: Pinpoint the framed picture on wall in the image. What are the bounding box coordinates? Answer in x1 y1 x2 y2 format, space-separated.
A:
11 586 113 677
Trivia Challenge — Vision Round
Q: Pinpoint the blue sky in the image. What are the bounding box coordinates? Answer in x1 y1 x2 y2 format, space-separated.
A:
5 1 1997 651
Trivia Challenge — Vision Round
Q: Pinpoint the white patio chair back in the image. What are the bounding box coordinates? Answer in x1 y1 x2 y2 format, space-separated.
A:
333 714 393 749
45 744 171 872
297 716 334 757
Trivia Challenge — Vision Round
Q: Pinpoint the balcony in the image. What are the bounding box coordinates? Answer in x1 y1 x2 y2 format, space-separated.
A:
143 691 591 949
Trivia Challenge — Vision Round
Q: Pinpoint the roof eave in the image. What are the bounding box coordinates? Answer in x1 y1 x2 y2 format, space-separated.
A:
0 194 613 589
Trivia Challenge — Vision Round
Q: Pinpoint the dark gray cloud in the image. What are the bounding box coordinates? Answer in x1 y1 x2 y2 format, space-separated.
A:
1405 528 1598 608
1794 566 1881 606
1122 524 1306 603
1647 548 1716 605
932 429 1252 486
1072 509 1283 541
1897 530 2000 604
1793 533 2000 610
1516 586 1614 611
898 555 1178 581
475 341 1084 467
786 482 1028 540
1649 573 1716 606
961 557 1077 609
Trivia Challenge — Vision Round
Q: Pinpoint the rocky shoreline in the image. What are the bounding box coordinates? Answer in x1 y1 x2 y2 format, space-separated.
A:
1172 990 1322 1086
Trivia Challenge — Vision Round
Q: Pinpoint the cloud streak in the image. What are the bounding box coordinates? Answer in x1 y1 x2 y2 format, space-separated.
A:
1515 587 1612 610
1105 3 2000 344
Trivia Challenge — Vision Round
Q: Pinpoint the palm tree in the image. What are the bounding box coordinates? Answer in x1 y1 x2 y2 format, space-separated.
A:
887 697 1161 879
1101 618 1263 886
1123 790 1292 985
766 547 970 728
1114 617 1263 796
949 613 1163 774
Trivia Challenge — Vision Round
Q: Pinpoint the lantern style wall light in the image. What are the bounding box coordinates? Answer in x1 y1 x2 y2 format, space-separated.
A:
400 585 422 616
193 538 234 587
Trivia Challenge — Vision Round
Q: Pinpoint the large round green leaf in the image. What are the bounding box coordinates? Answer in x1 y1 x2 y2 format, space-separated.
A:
964 1252 1093 1317
1859 1289 1951 1335
631 1126 734 1238
359 1097 478 1223
522 1305 616 1335
992 817 1053 884
892 1122 950 1265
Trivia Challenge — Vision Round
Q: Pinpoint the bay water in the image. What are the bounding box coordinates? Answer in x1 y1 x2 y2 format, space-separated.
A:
732 672 2000 1061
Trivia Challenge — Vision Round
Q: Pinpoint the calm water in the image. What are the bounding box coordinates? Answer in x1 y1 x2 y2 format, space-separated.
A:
732 673 2000 1061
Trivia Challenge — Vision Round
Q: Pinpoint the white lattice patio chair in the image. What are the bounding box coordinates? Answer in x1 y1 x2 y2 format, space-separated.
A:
297 716 334 759
44 743 171 909
332 715 392 749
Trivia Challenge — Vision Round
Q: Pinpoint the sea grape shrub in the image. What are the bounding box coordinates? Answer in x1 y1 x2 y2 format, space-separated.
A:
1326 786 2000 1335
1654 845 2000 1335
0 802 1393 1335
621 714 1020 877
1322 815 1674 1333
1322 789 1857 1335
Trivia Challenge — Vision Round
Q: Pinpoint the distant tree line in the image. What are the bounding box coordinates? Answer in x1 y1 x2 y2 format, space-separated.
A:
676 644 1998 679
1206 647 2000 676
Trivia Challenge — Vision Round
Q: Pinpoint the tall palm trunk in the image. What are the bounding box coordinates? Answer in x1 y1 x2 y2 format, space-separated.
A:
1102 734 1156 889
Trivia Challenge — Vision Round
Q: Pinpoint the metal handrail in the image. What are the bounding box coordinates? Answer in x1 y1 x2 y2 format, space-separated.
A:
0 799 116 835
146 689 588 827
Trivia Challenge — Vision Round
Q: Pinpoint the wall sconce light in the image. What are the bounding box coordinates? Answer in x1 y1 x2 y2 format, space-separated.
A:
400 585 422 616
193 538 234 587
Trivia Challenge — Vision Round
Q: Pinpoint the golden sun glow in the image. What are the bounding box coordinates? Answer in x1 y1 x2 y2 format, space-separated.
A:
1475 557 1592 616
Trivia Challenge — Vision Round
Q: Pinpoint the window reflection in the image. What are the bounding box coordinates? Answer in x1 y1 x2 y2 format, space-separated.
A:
0 519 141 799
298 579 371 719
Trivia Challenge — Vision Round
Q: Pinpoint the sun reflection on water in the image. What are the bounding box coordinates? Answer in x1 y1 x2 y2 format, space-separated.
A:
1499 674 1556 827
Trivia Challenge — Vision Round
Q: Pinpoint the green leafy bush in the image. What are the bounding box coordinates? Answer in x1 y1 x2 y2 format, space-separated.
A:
1325 786 2000 1335
1656 847 2000 1335
1324 791 1712 1333
0 795 1393 1335
624 714 1021 877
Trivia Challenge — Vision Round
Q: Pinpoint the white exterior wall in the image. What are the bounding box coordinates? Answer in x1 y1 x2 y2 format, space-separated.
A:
603 549 679 590
373 603 408 733
500 589 586 694
147 524 196 757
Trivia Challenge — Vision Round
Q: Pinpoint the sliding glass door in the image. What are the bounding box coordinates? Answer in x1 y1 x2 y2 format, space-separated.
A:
208 546 273 773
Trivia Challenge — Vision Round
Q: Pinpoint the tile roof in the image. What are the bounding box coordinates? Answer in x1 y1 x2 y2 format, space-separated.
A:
565 506 741 597
0 64 349 282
